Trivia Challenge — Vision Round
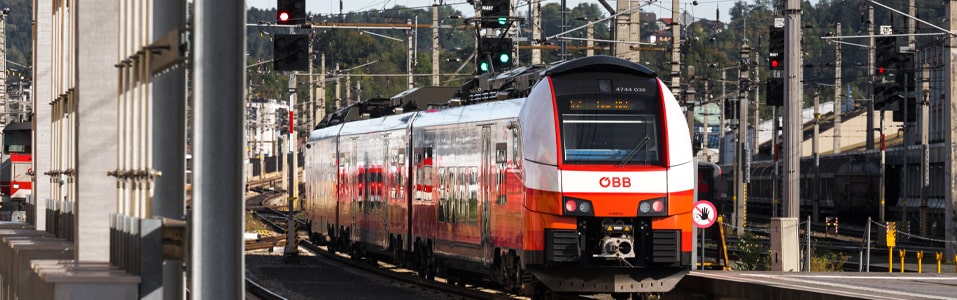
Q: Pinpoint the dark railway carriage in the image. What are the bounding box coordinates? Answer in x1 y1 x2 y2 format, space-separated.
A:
719 153 881 223
303 56 694 297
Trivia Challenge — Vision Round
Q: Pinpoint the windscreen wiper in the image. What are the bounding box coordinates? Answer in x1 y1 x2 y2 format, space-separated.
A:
617 135 649 168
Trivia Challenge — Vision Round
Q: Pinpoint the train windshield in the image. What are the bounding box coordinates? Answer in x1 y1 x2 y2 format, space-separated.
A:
560 111 660 165
2 123 31 154
551 72 663 165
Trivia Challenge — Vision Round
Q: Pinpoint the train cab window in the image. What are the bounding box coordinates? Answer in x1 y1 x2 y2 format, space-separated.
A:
559 112 660 165
2 124 31 154
552 73 662 165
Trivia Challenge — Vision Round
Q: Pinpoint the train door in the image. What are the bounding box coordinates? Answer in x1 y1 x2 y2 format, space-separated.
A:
382 137 390 243
480 126 493 265
350 138 359 243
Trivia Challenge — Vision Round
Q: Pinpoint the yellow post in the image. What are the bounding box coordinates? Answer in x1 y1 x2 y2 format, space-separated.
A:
916 251 923 273
717 216 731 270
936 252 942 274
889 247 894 272
899 249 906 273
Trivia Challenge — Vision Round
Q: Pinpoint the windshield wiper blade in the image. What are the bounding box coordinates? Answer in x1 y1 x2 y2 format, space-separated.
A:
617 135 649 168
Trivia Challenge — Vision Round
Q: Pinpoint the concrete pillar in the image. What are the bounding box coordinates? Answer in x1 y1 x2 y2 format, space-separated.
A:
192 0 245 297
943 0 957 260
32 0 53 231
150 1 187 299
75 0 119 261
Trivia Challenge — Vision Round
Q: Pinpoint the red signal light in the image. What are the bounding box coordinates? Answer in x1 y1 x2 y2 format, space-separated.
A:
652 200 664 212
770 60 779 69
565 199 577 212
877 66 886 75
279 11 290 22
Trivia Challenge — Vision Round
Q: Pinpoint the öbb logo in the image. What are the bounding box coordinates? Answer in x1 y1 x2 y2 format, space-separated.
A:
599 177 631 188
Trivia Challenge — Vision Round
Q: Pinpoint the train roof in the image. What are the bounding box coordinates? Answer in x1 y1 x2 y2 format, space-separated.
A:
2 121 30 132
412 98 524 128
547 55 656 77
308 99 524 141
340 112 417 136
308 123 343 141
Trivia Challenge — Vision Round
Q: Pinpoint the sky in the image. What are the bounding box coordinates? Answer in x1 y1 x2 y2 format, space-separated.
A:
246 0 752 23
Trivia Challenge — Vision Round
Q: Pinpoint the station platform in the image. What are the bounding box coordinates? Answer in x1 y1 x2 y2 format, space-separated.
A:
670 271 957 300
0 222 140 299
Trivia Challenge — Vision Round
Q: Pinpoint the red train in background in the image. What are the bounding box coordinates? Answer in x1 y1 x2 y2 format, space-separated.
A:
0 121 32 209
303 56 695 298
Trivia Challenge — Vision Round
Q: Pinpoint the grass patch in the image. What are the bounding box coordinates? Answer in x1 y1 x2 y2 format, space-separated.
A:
246 211 270 232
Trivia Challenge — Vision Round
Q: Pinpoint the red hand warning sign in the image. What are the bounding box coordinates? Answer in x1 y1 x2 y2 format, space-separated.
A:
693 200 717 229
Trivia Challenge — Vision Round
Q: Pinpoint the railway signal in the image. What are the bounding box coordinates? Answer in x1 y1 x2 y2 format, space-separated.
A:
766 78 784 106
766 26 784 106
874 36 899 109
873 82 901 110
478 37 513 73
274 34 309 71
894 52 915 92
767 27 784 72
875 36 896 77
277 0 306 25
480 0 510 29
724 98 737 120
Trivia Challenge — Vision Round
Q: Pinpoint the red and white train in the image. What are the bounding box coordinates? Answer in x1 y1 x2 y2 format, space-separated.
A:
303 56 694 297
0 121 32 207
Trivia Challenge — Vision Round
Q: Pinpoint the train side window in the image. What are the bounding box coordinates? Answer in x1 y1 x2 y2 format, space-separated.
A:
495 143 507 205
467 167 479 223
438 167 448 222
511 127 522 168
414 147 432 202
448 167 456 223
453 167 462 223
446 166 458 224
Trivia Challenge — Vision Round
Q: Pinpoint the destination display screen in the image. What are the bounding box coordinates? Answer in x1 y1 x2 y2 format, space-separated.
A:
567 99 640 111
552 72 660 113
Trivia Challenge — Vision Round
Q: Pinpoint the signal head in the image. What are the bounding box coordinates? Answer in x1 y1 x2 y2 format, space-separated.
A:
277 0 306 25
498 53 511 64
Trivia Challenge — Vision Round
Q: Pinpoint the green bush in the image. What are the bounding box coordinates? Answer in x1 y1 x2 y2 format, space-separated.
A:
734 232 770 271
810 242 848 271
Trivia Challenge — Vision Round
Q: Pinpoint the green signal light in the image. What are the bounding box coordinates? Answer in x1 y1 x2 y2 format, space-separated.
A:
498 17 507 25
498 53 510 63
479 61 490 72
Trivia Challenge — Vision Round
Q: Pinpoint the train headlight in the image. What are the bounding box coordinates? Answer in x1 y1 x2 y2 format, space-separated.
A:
578 201 592 213
637 197 668 216
11 184 18 189
652 200 664 212
562 197 594 216
565 199 577 212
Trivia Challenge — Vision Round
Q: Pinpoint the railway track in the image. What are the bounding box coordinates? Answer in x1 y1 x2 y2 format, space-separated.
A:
244 185 536 300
